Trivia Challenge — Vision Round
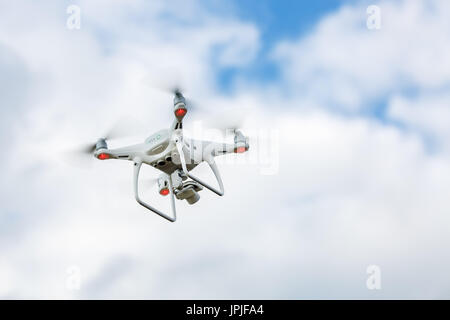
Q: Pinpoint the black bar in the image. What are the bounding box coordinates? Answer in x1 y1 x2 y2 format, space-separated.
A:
0 300 448 318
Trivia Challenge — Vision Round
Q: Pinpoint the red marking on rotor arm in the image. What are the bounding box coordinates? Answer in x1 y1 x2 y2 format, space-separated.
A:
175 108 187 117
235 147 246 154
159 188 170 196
98 153 110 160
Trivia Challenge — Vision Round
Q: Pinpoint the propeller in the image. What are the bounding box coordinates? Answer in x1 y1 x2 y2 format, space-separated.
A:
195 105 247 138
142 177 159 190
75 121 129 156
142 70 247 137
141 71 202 112
141 68 186 95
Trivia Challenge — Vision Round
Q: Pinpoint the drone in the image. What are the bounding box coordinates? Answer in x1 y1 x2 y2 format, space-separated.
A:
83 91 249 222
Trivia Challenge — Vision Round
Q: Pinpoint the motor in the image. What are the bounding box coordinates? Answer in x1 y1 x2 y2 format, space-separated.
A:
171 169 203 204
234 130 249 153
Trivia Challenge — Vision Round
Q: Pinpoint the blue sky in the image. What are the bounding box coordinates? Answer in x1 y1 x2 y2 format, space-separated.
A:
232 0 349 40
215 0 441 139
1 0 450 299
218 0 359 90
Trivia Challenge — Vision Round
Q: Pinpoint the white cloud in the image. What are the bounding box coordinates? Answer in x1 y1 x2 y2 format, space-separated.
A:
273 0 450 111
1 0 450 299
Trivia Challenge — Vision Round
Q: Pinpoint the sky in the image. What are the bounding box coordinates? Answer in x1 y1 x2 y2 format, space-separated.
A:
1 0 450 299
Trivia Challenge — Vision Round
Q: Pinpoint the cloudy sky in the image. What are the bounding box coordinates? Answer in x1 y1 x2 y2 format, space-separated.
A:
1 0 450 299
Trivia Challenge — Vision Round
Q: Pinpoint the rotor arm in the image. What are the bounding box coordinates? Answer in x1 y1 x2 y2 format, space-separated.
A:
94 143 148 161
176 140 225 196
208 130 249 157
133 159 177 222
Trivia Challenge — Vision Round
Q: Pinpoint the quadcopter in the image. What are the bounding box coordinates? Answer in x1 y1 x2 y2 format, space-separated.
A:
83 91 249 222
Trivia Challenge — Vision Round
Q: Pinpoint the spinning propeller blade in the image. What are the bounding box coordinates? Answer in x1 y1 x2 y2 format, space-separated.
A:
142 71 246 135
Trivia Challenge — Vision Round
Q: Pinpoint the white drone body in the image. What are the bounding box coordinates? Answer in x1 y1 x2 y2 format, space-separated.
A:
92 92 249 222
